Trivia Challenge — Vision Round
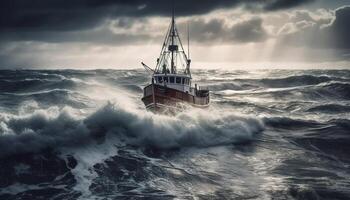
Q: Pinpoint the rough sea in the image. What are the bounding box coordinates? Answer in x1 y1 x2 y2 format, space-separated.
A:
0 69 349 200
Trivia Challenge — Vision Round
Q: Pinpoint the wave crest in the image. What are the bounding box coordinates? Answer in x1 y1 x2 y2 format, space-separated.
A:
0 104 264 158
85 104 264 148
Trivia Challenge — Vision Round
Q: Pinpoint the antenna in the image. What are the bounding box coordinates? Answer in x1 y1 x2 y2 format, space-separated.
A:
172 0 175 21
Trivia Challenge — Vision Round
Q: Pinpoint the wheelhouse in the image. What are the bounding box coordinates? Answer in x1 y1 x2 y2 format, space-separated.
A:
153 73 192 93
153 74 191 86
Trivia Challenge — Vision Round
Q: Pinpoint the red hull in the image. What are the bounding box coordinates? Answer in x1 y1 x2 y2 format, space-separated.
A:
141 84 209 112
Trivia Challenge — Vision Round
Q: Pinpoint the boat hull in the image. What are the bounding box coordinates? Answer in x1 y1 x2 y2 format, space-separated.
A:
141 84 209 113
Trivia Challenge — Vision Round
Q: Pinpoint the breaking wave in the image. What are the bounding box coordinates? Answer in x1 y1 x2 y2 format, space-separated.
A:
0 103 264 158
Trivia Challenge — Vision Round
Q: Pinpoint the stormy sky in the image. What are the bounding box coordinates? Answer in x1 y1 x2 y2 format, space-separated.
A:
0 0 349 69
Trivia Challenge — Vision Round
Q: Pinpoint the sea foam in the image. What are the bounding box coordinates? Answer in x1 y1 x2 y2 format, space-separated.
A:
0 102 264 158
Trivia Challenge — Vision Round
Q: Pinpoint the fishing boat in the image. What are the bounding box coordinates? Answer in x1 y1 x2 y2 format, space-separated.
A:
141 9 209 113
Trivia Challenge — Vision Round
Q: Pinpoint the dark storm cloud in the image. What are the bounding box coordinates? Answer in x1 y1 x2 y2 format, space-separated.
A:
179 16 268 44
0 0 314 32
180 19 226 42
263 0 315 11
230 17 268 42
0 28 154 45
328 6 350 49
277 6 350 50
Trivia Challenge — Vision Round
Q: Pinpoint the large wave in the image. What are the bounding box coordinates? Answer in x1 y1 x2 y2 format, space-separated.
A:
0 103 264 158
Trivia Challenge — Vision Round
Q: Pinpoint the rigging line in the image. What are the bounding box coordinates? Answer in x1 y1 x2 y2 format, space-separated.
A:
156 22 172 72
174 24 188 62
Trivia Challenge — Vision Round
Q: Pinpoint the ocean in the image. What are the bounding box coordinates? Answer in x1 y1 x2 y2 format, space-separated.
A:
0 69 349 199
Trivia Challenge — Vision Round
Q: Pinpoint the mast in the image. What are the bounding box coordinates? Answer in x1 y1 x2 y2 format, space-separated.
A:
154 2 189 75
171 4 175 74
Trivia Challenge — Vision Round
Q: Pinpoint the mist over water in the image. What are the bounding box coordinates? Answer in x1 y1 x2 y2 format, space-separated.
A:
0 69 349 199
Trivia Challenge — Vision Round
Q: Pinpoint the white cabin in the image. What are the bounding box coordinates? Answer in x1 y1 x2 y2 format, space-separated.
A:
153 73 195 95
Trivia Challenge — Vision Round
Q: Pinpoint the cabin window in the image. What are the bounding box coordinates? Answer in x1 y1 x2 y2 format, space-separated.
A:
164 76 168 83
158 76 163 83
182 78 185 84
176 77 181 84
170 76 174 83
184 78 188 85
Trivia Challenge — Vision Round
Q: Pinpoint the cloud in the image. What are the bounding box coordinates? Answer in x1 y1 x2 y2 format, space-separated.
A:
177 16 268 44
178 19 226 43
262 0 314 11
1 1 350 68
268 6 350 63
328 6 350 49
276 6 350 51
0 0 314 60
0 0 313 32
230 17 268 42
0 28 154 45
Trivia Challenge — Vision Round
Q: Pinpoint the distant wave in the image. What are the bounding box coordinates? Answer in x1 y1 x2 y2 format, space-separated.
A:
211 74 339 90
0 79 47 92
0 78 102 94
307 104 350 113
316 82 350 100
263 116 324 129
0 103 264 158
0 79 76 92
259 75 335 87
0 70 66 80
264 116 350 135
207 82 259 91
294 81 350 100
216 81 350 101
203 74 349 94
2 89 92 109
328 118 350 130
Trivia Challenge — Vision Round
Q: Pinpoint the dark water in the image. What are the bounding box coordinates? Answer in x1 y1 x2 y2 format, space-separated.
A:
0 69 349 200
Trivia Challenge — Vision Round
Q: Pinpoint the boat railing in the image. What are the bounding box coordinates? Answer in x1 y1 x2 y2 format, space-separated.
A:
196 86 209 97
198 86 209 91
